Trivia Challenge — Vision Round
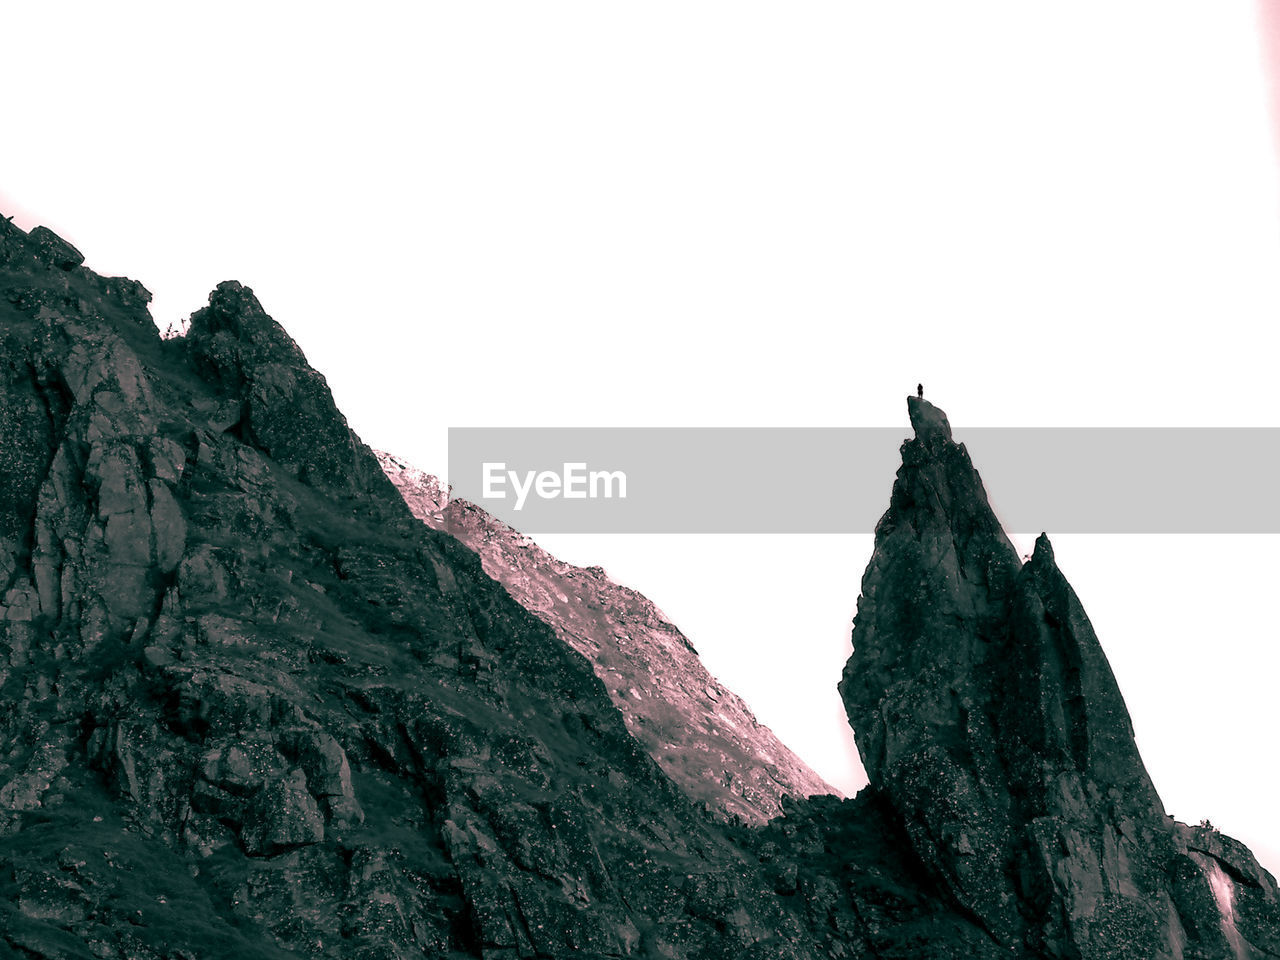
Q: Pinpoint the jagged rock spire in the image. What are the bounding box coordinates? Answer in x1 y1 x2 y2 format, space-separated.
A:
840 395 1280 959
841 395 1026 942
906 394 952 444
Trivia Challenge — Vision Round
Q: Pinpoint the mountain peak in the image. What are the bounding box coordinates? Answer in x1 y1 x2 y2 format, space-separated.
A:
841 397 1280 957
906 394 952 444
199 279 271 337
4 211 1276 959
183 280 401 508
0 212 833 958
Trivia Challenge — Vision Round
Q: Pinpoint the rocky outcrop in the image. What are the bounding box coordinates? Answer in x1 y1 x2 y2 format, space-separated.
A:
0 217 826 959
839 396 1280 959
184 280 400 508
1 212 1274 959
378 452 837 824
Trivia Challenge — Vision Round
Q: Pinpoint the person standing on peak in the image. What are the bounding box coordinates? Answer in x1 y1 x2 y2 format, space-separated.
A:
917 383 923 398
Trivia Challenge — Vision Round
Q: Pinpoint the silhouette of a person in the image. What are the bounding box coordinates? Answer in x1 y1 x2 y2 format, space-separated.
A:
917 383 923 399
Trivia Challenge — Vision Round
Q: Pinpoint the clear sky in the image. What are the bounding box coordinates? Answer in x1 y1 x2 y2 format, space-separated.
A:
4 2 1279 867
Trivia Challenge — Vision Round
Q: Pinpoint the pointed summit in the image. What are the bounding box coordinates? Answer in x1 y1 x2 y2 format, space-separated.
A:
841 396 1026 941
184 281 403 510
906 393 952 444
840 397 1280 958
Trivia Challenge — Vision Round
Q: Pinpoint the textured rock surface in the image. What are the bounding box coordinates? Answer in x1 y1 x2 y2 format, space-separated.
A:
378 451 837 824
0 218 828 959
839 395 1280 959
1 213 1274 959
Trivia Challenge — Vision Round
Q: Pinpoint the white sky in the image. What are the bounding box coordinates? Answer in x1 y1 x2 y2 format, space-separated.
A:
4 2 1278 867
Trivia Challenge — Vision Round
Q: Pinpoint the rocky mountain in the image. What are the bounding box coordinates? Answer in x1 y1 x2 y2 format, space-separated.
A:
0 213 1274 959
838 397 1280 959
0 219 826 959
377 451 837 825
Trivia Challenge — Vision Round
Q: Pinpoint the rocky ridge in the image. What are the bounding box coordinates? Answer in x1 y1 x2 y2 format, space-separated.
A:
377 451 837 825
0 214 1274 959
0 218 825 959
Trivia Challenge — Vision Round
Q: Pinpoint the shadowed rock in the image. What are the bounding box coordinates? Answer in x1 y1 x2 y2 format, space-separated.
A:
840 396 1280 959
1 211 1275 959
26 226 84 271
184 280 402 510
0 216 829 959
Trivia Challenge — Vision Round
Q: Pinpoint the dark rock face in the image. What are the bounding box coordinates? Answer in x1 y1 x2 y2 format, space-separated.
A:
184 281 398 505
378 451 838 825
0 212 1274 959
0 218 826 959
840 395 1280 958
26 226 85 271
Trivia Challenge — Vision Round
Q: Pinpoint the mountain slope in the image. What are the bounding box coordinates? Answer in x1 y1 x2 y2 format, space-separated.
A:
377 451 837 824
0 217 824 959
1 212 1274 960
